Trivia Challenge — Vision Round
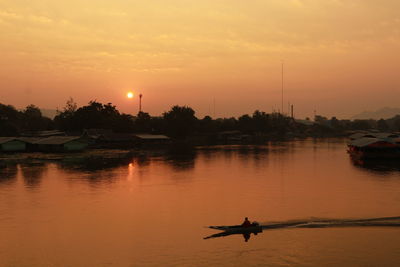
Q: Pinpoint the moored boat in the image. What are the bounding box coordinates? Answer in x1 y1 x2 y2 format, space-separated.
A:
347 137 400 160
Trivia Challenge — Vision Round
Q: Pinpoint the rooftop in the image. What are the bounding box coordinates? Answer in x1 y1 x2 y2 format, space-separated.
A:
0 137 17 144
134 134 170 140
349 137 397 148
34 136 82 145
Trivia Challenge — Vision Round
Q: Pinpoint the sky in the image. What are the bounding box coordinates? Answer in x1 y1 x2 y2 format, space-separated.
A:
0 0 399 119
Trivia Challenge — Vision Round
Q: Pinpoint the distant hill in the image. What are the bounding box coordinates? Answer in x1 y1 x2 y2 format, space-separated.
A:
351 107 400 120
41 109 58 119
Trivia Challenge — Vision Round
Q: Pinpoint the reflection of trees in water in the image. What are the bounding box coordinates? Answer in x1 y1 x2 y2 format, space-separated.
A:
267 141 296 154
58 157 135 185
0 164 18 185
198 148 218 163
84 170 120 186
237 146 268 156
20 163 47 188
59 157 132 172
268 138 344 154
59 164 120 186
168 142 196 155
165 154 196 171
106 145 271 173
134 155 151 167
165 143 197 171
235 146 269 169
351 158 400 175
198 145 269 165
165 145 271 171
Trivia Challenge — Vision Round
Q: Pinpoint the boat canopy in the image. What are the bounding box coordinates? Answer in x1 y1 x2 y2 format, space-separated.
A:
349 137 397 148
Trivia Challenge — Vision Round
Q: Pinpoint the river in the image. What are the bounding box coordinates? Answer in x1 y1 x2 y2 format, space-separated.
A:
1 139 400 266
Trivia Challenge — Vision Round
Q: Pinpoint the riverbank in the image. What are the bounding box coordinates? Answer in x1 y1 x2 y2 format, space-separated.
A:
0 149 135 165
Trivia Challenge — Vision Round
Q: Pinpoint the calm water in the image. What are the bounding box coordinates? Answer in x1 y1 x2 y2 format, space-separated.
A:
1 139 400 267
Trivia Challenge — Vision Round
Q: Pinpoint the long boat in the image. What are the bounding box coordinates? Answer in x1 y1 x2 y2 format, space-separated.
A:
208 224 262 233
204 224 263 240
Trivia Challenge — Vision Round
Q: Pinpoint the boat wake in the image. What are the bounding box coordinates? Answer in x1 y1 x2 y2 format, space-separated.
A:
204 216 400 241
259 216 400 230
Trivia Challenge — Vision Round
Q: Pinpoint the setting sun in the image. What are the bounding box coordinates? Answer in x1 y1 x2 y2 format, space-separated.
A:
127 92 134 99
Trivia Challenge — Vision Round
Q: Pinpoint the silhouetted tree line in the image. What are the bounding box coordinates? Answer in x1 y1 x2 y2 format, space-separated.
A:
0 103 54 136
54 99 135 133
313 115 400 133
53 100 296 139
2 99 400 139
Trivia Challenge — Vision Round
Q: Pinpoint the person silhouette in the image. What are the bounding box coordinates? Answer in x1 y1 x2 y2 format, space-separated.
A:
241 217 251 227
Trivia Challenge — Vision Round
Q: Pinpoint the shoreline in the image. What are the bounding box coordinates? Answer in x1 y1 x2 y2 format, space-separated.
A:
0 137 347 166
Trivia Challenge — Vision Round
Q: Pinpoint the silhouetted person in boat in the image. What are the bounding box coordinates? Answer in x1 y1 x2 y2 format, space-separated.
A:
241 217 251 227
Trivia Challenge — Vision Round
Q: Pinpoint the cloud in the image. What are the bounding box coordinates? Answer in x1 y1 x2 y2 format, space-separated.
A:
0 10 23 19
28 15 53 24
1 0 400 77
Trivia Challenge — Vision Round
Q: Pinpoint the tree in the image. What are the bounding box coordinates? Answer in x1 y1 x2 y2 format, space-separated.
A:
198 115 216 133
72 101 119 130
163 105 197 139
24 105 42 118
0 103 21 136
270 112 291 135
149 116 165 134
135 111 152 132
54 100 134 132
314 115 328 124
22 105 52 131
238 114 253 133
392 116 400 131
330 116 342 131
54 98 78 130
215 117 238 131
377 119 389 132
64 97 77 113
351 120 371 130
252 110 270 132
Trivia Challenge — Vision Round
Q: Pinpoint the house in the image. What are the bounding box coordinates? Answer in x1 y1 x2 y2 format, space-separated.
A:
133 134 170 146
81 129 114 146
21 130 66 137
0 137 27 152
34 136 88 152
95 133 137 148
82 129 113 139
17 137 42 152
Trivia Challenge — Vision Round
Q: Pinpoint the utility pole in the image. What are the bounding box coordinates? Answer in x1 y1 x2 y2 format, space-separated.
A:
139 94 143 113
281 60 284 116
213 97 216 118
291 104 294 119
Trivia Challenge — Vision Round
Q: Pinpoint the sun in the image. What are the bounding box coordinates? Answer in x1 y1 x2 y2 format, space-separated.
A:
127 92 134 98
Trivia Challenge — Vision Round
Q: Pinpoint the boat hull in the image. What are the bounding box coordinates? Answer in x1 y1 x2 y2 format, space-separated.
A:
209 225 262 234
348 149 400 160
204 224 263 240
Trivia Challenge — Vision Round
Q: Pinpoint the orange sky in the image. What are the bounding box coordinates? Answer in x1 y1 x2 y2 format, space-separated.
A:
0 0 399 118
